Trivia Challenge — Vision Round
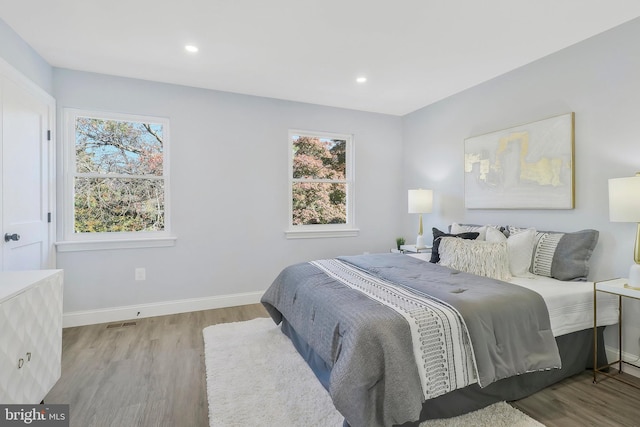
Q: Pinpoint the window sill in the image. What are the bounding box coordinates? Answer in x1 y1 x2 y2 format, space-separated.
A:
285 228 359 239
55 236 177 252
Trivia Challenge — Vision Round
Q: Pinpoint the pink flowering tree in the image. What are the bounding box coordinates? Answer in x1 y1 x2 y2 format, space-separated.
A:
292 135 346 225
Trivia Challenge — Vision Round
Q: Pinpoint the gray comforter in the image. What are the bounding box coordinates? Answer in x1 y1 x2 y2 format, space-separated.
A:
261 253 560 427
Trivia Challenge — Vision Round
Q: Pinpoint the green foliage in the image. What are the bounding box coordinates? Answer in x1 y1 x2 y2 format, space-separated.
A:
74 178 164 233
74 117 165 233
292 136 347 225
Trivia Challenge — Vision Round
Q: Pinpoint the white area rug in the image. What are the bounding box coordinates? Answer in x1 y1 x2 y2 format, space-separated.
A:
203 317 545 427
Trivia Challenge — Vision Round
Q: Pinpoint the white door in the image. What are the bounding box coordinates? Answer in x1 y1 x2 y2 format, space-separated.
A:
1 75 53 271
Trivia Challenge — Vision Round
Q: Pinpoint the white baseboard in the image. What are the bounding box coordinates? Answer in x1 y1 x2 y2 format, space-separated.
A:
604 344 640 378
63 291 264 328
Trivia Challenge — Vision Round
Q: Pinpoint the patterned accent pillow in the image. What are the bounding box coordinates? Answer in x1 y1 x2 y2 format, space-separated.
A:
438 237 511 281
430 228 480 263
507 226 599 281
449 223 506 241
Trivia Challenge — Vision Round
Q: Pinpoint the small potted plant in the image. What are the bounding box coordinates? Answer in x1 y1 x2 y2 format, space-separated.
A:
396 237 405 251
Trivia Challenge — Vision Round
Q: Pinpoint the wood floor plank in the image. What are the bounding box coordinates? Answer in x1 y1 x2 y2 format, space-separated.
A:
511 369 640 427
46 304 640 426
46 304 269 427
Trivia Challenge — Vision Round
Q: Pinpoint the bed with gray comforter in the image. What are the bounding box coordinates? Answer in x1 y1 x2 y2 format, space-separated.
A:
261 253 598 427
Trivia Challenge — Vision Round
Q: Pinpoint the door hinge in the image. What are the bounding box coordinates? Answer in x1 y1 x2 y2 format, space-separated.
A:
47 130 51 141
47 212 52 223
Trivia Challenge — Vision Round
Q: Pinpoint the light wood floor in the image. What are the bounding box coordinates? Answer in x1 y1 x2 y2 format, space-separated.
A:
512 368 640 427
46 304 270 427
46 304 640 427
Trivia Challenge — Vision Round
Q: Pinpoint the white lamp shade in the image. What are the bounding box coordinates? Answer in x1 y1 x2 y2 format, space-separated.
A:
609 175 640 222
408 189 433 214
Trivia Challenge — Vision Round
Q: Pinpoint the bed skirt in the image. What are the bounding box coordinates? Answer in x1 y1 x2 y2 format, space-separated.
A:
281 319 608 426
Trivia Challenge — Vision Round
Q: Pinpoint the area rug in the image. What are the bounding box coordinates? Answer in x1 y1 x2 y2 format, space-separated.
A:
203 317 544 427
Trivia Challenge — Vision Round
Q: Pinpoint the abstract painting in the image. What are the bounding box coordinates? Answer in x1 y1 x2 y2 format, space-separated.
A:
464 112 574 209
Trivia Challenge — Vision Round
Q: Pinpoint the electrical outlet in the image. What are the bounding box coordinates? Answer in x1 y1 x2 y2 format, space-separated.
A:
135 268 146 281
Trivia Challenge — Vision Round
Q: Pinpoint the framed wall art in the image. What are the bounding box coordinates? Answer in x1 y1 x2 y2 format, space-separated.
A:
464 112 575 209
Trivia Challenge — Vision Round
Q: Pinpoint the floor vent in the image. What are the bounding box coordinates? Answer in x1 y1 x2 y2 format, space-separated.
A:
106 321 137 329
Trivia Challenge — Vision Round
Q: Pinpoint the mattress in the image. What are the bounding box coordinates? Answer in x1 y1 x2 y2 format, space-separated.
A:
406 252 619 337
508 275 619 336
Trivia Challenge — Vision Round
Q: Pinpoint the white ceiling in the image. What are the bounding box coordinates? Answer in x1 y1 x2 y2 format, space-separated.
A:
2 1 640 116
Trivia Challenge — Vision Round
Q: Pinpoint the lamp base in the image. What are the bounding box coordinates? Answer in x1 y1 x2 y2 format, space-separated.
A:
627 263 640 289
416 235 426 249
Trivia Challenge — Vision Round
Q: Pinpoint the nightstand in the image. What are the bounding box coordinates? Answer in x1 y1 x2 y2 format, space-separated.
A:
399 244 432 254
398 245 431 262
593 278 640 388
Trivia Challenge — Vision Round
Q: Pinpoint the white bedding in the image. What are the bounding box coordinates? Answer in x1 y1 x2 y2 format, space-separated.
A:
508 275 619 337
406 253 619 337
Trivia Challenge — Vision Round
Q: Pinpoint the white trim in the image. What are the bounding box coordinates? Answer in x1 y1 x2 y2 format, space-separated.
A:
55 236 177 252
47 90 57 269
604 344 640 378
287 129 356 234
61 108 171 244
62 290 264 327
285 228 359 239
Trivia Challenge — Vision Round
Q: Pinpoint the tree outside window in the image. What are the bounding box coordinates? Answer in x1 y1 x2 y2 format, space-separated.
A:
289 131 354 235
65 109 170 237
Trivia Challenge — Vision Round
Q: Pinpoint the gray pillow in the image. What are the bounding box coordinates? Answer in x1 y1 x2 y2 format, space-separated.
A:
507 226 599 281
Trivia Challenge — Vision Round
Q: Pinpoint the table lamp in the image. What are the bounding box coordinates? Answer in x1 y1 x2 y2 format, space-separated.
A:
408 189 433 249
609 173 640 288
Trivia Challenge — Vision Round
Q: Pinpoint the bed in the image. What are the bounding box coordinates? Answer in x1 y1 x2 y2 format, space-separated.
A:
261 225 619 427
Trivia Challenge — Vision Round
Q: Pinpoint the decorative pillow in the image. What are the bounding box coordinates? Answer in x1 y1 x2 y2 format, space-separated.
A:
449 223 506 241
486 227 536 277
450 223 488 240
430 228 480 263
507 226 599 281
438 237 511 281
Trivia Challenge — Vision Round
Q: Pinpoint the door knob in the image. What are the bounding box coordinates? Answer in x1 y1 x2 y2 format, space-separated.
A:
4 233 20 242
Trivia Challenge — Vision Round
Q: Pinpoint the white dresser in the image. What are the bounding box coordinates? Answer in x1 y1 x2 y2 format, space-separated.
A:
0 270 63 403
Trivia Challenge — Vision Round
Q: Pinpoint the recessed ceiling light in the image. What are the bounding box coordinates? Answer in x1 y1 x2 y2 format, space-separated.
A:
356 76 367 83
185 45 199 53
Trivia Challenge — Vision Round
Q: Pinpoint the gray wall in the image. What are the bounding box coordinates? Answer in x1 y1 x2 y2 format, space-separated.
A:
402 17 640 352
52 69 404 313
403 17 640 281
0 18 52 93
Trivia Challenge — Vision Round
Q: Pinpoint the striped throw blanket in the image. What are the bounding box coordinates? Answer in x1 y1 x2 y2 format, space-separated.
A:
311 258 477 399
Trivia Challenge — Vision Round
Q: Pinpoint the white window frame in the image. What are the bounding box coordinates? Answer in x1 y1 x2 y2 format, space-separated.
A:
57 108 175 252
285 129 358 239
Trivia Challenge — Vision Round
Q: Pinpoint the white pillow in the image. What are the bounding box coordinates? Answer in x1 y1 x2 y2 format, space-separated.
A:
486 227 536 277
438 237 511 281
450 223 489 240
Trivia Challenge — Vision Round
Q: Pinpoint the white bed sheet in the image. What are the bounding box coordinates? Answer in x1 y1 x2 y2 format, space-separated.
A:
508 275 618 337
405 253 619 337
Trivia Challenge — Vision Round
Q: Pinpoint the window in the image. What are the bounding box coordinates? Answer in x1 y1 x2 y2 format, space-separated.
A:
286 130 357 238
59 109 174 251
